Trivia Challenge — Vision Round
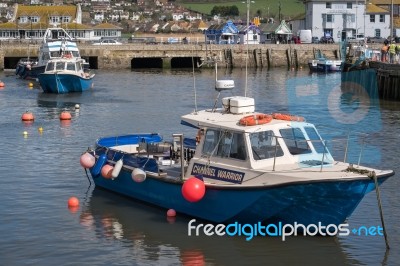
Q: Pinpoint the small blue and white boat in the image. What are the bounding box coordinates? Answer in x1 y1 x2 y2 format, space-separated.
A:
81 73 393 228
308 57 343 72
38 56 94 93
15 27 89 80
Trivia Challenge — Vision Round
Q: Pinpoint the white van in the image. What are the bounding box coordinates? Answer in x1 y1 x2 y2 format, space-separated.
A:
299 30 312 44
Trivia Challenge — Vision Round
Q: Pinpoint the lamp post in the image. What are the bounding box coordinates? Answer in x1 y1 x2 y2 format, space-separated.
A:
391 0 394 39
355 0 358 38
27 16 33 61
28 16 33 39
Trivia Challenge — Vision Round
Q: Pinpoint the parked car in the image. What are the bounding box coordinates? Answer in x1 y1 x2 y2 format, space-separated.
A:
320 36 334 43
312 37 319 43
366 36 387 43
92 39 122 45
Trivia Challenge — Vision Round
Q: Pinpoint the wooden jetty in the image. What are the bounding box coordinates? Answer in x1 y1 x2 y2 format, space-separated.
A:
368 61 400 101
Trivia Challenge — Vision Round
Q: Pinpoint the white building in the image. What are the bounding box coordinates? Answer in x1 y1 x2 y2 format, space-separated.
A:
304 0 390 42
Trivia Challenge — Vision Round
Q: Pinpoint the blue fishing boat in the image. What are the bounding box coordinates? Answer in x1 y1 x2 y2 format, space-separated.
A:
80 71 394 228
38 56 94 93
15 27 88 80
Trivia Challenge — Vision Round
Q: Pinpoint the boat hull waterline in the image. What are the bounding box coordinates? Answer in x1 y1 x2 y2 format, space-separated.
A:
39 73 94 93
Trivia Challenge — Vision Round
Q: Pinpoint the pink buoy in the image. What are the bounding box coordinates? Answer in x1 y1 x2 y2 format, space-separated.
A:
80 152 95 168
181 176 206 202
167 209 176 217
101 164 114 179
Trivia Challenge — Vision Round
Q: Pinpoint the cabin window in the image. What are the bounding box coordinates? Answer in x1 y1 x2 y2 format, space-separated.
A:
46 62 55 71
56 62 65 71
50 51 61 57
72 51 80 58
202 129 246 160
304 127 327 154
250 131 283 160
66 62 76 71
280 128 312 155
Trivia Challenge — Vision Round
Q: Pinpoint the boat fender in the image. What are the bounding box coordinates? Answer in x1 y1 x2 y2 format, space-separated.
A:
91 153 107 177
111 159 123 178
17 66 26 76
15 65 20 75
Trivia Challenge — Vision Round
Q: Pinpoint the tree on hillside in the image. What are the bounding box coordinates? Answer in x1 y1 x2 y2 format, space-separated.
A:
211 6 239 17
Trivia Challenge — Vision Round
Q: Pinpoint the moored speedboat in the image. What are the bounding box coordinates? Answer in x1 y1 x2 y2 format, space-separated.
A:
81 75 394 227
38 55 94 93
308 57 342 72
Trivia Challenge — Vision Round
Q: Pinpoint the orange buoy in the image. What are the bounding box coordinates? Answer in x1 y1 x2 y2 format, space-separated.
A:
59 111 72 120
272 113 305 122
239 114 273 126
21 111 35 121
101 164 114 179
0 81 4 87
68 197 80 207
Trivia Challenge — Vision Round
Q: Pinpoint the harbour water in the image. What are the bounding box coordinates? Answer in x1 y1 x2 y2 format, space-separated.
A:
0 68 399 265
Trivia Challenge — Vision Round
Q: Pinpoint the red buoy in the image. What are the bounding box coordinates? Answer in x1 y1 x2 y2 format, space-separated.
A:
21 111 35 121
68 197 79 207
0 81 4 87
59 111 71 120
181 177 206 202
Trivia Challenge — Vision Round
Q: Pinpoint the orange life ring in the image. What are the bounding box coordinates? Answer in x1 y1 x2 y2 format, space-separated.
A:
239 114 273 126
272 113 305 122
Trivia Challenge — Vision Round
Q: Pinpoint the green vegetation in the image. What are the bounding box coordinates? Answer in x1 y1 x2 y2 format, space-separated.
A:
178 0 304 20
211 6 240 17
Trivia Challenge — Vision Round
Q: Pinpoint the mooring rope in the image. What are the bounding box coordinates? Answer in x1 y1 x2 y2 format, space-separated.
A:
371 171 390 249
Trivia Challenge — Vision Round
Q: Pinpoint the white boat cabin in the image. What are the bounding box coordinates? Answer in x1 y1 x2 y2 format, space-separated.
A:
182 96 334 172
44 58 85 74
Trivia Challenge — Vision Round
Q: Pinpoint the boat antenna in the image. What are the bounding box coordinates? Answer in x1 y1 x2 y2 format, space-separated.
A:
245 0 250 97
191 45 198 113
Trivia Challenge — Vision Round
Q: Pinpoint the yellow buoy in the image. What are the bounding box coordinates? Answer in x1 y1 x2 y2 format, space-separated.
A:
38 127 43 133
29 82 33 87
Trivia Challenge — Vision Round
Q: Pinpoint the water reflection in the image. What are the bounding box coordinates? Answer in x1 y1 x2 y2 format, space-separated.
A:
81 188 361 265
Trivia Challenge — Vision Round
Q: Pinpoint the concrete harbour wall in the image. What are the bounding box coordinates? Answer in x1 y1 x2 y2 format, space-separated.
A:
0 42 382 70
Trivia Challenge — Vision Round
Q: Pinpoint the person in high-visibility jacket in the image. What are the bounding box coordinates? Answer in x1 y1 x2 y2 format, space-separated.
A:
389 41 397 63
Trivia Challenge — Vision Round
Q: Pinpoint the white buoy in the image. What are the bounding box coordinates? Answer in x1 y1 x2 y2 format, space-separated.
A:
111 159 123 178
75 104 80 109
132 168 146 182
